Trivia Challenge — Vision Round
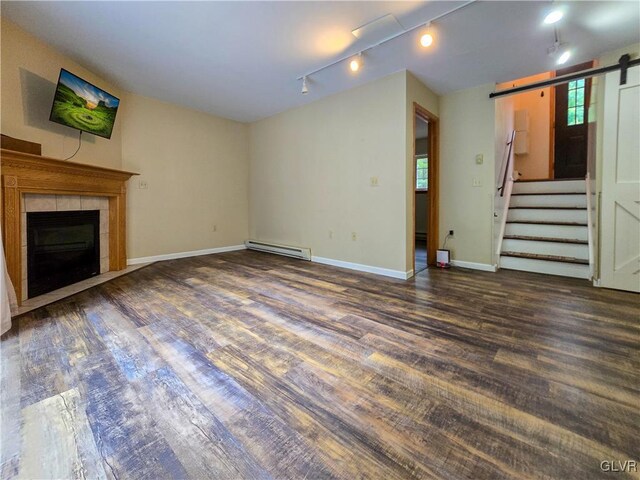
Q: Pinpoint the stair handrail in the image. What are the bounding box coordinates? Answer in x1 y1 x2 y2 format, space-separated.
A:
585 173 595 279
496 130 516 258
498 130 516 197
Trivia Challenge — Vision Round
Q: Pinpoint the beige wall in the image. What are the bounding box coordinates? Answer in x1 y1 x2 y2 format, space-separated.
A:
439 84 496 266
497 72 552 180
0 17 123 169
122 94 249 259
249 72 408 273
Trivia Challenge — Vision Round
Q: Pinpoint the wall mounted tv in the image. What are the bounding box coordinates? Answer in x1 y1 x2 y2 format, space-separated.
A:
49 69 120 139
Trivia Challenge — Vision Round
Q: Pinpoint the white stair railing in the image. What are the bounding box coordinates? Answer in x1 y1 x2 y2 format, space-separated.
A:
585 173 595 279
495 130 516 262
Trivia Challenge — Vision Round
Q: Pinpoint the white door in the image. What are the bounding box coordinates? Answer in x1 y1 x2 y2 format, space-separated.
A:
600 66 640 292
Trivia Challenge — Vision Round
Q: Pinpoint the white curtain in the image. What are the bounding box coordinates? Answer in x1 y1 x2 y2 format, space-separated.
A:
1 225 17 335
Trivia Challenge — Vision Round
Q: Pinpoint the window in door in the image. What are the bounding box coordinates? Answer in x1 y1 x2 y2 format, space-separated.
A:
567 79 586 126
416 155 428 191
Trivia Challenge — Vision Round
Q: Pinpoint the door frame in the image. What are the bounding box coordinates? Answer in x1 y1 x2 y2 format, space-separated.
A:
412 102 439 269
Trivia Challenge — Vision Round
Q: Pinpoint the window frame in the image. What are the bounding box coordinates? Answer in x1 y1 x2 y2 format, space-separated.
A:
415 154 429 192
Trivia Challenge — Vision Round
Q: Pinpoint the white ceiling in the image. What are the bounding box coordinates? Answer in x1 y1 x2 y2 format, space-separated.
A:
3 1 639 122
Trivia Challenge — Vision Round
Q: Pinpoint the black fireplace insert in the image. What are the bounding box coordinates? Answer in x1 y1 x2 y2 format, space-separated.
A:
27 210 100 298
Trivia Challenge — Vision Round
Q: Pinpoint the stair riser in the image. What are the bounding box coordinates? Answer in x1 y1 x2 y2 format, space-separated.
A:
500 256 590 279
510 194 587 208
505 223 588 241
507 209 587 223
502 239 589 260
512 180 586 194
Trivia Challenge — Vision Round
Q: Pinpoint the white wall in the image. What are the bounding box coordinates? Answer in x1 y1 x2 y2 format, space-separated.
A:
439 84 496 266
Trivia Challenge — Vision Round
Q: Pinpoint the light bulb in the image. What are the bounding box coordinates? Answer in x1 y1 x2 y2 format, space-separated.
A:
544 10 563 25
350 57 360 72
420 33 433 48
557 50 571 65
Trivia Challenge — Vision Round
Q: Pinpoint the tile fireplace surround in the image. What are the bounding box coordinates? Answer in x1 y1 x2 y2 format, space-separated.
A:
1 148 137 305
21 194 110 301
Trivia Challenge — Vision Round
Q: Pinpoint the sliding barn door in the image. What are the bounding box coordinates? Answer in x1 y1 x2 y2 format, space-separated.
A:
600 67 640 292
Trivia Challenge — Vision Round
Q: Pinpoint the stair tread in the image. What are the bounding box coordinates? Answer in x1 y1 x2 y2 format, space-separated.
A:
503 235 588 245
515 178 584 183
511 192 585 196
506 220 588 226
509 206 586 210
501 251 589 265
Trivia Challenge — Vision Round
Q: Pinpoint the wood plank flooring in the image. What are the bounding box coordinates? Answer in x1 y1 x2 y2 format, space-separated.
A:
1 250 638 479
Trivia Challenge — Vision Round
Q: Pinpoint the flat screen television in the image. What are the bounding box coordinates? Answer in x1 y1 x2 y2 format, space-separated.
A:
49 68 120 139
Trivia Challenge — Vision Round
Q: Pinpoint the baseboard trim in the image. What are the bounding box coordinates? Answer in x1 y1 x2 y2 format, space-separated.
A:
311 256 411 280
451 260 497 272
127 245 246 265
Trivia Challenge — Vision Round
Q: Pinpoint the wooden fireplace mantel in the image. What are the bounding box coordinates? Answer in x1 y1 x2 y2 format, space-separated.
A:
1 148 138 305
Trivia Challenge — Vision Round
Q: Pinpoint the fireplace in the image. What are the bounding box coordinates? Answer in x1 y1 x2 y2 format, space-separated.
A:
27 210 100 298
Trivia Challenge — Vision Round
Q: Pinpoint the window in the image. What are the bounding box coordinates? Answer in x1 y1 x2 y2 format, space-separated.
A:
416 155 428 190
567 79 585 126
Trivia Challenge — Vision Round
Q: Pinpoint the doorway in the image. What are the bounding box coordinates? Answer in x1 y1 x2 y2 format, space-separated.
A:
413 103 439 274
553 61 593 179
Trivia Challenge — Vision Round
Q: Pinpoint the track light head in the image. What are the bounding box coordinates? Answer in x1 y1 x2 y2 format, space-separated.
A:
544 9 563 25
301 76 309 95
420 22 433 48
350 53 362 72
557 50 571 65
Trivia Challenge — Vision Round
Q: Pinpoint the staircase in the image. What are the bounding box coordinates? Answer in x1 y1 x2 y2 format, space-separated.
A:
499 179 590 279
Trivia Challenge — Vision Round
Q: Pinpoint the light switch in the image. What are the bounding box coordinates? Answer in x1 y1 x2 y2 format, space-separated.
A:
472 178 482 187
370 176 379 187
475 154 483 165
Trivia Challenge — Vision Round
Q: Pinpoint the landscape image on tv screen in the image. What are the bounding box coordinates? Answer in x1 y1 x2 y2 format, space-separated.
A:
49 69 120 139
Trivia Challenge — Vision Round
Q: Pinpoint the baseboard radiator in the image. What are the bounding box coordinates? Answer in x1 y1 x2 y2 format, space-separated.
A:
244 240 311 261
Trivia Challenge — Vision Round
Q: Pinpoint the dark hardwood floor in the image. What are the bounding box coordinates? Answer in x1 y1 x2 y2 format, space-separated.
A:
1 250 638 479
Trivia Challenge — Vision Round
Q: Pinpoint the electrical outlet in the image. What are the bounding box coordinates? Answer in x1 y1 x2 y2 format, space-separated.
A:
138 180 148 189
472 178 482 187
370 176 379 187
449 230 454 237
351 232 357 241
475 154 483 165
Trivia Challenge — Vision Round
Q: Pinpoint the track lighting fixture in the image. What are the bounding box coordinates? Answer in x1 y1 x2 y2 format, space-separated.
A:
350 53 363 72
295 0 476 91
420 23 434 48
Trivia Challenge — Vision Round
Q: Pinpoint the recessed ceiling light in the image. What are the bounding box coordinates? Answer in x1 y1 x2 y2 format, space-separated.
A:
544 10 563 25
557 50 571 64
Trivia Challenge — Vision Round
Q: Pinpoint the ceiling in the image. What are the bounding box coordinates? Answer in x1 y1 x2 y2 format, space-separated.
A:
3 1 639 122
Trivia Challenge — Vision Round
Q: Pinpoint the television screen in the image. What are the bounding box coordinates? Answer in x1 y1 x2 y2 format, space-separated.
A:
49 69 120 139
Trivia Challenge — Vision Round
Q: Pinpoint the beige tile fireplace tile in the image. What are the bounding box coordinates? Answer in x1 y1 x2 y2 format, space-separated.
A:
56 195 82 211
22 279 28 302
81 196 107 211
24 194 57 212
21 246 27 278
100 257 109 274
100 233 109 259
20 194 25 212
21 213 27 246
99 211 109 233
